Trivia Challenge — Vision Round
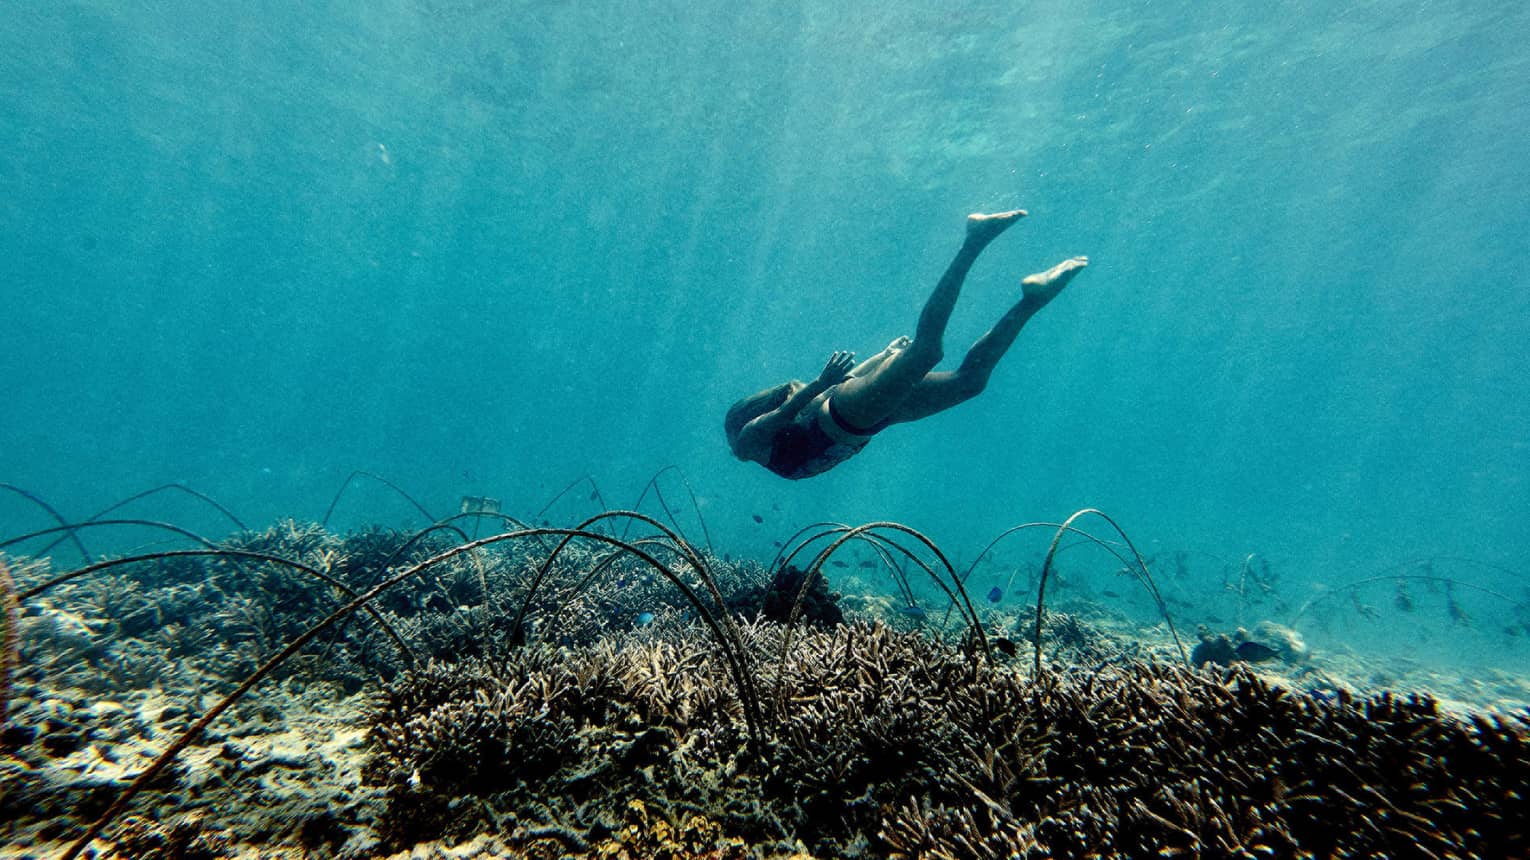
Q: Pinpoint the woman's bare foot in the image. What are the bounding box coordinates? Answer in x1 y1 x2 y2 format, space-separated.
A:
965 210 1027 246
1021 256 1089 306
887 335 912 352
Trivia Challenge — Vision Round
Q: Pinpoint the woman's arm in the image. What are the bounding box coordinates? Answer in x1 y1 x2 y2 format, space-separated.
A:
734 351 856 462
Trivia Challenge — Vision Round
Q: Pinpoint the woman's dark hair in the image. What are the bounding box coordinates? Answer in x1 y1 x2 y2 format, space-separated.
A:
724 383 792 454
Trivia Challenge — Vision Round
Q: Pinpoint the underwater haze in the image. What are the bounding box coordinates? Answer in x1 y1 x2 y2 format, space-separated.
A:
3 4 1528 653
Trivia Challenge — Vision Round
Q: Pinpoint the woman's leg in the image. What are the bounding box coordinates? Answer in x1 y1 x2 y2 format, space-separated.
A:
831 211 1025 430
889 256 1088 424
846 336 912 380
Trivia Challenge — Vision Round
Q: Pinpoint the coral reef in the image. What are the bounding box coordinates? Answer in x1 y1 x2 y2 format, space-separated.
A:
3 513 1529 859
726 564 843 629
367 620 1529 858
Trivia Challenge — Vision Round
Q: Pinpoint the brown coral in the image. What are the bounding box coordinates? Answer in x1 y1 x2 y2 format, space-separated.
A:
366 619 1530 858
9 515 1530 859
1 559 17 728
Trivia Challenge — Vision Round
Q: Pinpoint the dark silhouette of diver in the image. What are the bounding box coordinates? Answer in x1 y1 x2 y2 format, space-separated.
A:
725 210 1087 479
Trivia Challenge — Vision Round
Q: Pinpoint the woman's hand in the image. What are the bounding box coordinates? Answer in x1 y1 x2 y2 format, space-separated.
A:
817 350 856 386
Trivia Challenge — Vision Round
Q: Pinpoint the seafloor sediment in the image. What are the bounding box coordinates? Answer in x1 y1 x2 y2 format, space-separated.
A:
1 520 1527 858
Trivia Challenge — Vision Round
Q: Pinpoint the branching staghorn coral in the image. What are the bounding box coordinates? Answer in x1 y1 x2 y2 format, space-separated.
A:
363 618 1530 858
50 515 757 860
0 558 17 728
5 493 1525 859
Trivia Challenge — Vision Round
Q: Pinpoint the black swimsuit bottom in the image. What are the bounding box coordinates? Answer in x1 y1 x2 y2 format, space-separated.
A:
765 400 890 480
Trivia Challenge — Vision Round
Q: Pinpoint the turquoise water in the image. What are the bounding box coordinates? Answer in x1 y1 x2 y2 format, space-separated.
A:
3 4 1527 663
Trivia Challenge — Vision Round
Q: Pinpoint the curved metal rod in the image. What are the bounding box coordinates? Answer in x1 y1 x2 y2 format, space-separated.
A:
619 465 713 552
34 483 247 558
315 520 480 665
774 525 987 636
861 536 919 608
3 520 313 652
1287 574 1526 627
0 483 91 563
376 521 484 628
532 474 610 530
656 466 713 553
766 520 849 576
2 519 223 554
937 525 1136 630
536 536 679 636
319 471 434 528
434 511 554 558
771 525 921 609
772 522 988 720
1033 509 1189 676
355 520 480 591
508 511 760 744
978 522 1134 597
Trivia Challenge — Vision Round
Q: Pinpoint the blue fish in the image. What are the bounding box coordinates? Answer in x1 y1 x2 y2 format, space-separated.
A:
987 586 1003 603
636 611 655 627
899 605 926 619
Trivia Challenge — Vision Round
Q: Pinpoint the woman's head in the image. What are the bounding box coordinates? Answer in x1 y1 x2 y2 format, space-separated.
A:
724 382 792 458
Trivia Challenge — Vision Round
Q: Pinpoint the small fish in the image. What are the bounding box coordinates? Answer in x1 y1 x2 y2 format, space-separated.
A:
636 611 655 627
589 488 600 501
1234 641 1280 663
752 513 764 523
772 541 783 548
1101 590 1121 599
986 586 1003 603
858 560 876 569
899 605 927 619
830 560 848 569
993 637 1018 657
